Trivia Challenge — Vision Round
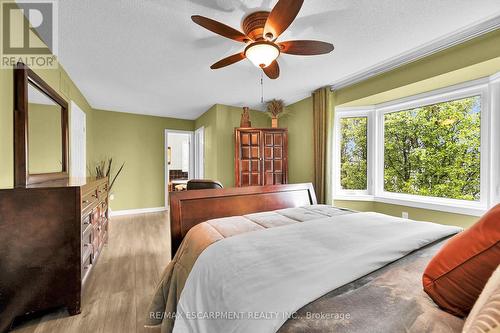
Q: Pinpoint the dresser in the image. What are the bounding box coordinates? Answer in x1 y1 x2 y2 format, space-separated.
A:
235 128 288 187
0 177 108 332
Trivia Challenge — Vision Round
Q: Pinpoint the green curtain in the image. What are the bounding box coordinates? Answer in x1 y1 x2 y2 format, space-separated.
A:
312 87 335 204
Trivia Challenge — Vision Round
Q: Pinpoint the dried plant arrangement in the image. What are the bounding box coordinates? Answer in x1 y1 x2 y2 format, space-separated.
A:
266 99 288 128
88 158 125 192
266 99 286 119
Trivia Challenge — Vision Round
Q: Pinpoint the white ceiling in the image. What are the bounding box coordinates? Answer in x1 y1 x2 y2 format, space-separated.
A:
55 0 500 119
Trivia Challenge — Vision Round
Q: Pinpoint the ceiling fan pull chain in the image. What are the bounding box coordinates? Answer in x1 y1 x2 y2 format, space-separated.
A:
261 72 264 104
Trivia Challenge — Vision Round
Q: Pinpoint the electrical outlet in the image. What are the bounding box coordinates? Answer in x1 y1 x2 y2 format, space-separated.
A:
402 212 409 219
110 193 115 201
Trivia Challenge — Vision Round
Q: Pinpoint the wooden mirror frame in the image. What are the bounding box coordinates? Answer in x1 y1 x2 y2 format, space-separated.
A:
14 62 69 187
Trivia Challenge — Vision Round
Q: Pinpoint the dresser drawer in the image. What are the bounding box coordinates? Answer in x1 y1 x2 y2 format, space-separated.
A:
97 182 108 200
101 229 108 245
91 208 100 225
82 188 98 216
82 214 91 231
92 225 100 255
81 253 92 281
102 215 108 229
82 224 92 250
99 201 108 219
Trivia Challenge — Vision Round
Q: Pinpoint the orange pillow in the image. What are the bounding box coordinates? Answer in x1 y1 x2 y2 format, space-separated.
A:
422 204 500 317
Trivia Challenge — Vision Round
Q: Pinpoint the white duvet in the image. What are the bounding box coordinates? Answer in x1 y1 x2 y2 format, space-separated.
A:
173 212 461 333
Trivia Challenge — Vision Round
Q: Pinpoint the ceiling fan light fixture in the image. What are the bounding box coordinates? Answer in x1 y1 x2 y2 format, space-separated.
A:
193 0 334 79
244 41 280 68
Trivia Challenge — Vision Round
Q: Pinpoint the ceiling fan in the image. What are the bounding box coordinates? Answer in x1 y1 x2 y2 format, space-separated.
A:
192 0 334 79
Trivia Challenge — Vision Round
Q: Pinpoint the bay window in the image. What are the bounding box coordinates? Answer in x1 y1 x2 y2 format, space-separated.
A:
334 75 500 216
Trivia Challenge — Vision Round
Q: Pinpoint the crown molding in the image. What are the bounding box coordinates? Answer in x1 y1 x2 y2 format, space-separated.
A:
490 71 500 83
331 13 500 91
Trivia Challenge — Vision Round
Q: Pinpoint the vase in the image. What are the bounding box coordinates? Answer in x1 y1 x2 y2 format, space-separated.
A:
271 117 278 128
240 107 251 128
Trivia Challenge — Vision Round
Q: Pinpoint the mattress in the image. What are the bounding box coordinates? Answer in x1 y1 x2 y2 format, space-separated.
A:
146 205 463 333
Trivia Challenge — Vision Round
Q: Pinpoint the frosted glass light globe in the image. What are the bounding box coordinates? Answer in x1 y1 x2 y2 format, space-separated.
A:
245 42 280 68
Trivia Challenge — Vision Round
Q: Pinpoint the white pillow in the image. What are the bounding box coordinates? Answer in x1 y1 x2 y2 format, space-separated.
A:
462 265 500 333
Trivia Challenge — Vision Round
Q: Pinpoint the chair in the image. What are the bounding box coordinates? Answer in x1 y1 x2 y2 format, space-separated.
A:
186 179 223 190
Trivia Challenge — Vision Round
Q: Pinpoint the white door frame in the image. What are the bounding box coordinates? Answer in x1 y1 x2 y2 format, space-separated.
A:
70 101 86 178
164 129 194 207
194 126 205 179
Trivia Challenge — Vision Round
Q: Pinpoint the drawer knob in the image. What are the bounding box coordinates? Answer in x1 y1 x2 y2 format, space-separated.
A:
83 200 89 204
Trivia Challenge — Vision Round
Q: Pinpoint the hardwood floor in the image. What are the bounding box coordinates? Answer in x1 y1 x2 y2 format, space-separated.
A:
10 212 170 333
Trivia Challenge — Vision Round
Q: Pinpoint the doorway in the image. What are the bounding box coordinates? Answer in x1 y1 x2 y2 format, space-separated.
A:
165 130 194 206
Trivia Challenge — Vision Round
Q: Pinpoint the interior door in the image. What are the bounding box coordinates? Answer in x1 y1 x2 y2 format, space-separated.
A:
70 101 86 178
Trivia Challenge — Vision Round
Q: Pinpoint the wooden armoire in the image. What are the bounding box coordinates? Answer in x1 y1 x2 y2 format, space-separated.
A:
235 128 288 187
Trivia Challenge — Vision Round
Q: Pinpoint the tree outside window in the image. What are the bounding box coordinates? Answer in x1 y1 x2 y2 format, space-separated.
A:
383 96 481 201
340 117 368 190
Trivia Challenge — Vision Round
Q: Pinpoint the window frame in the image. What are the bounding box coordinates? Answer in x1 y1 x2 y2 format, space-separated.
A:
333 75 499 216
333 107 375 200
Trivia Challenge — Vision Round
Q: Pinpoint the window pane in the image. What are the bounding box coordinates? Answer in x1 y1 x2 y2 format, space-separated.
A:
384 96 481 201
340 117 368 190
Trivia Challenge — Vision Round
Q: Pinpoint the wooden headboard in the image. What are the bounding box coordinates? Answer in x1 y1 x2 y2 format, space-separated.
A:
169 183 317 256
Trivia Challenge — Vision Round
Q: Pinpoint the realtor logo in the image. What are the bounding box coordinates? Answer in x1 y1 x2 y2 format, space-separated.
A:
1 0 58 68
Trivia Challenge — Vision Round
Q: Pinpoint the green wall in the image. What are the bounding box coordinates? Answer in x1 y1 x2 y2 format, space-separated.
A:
334 200 478 229
0 68 13 187
28 103 63 174
195 104 270 187
279 97 314 184
194 102 316 187
195 105 218 181
91 109 194 211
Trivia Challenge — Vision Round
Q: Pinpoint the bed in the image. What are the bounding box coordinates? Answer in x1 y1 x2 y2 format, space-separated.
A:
146 183 464 333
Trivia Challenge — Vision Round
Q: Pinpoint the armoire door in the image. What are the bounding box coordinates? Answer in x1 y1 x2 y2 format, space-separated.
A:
236 129 262 186
263 131 287 185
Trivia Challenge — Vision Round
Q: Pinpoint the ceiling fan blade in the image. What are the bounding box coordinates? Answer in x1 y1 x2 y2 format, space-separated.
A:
279 40 334 55
210 52 246 69
264 0 304 40
192 15 249 43
263 60 280 79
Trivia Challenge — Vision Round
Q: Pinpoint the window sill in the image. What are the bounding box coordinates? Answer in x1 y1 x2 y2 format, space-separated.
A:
333 193 486 217
333 194 374 202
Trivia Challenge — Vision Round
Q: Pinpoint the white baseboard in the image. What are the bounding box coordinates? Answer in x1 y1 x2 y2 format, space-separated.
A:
109 206 168 217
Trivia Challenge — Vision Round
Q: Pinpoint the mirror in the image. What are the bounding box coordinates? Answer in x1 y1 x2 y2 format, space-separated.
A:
14 62 69 187
28 82 63 174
